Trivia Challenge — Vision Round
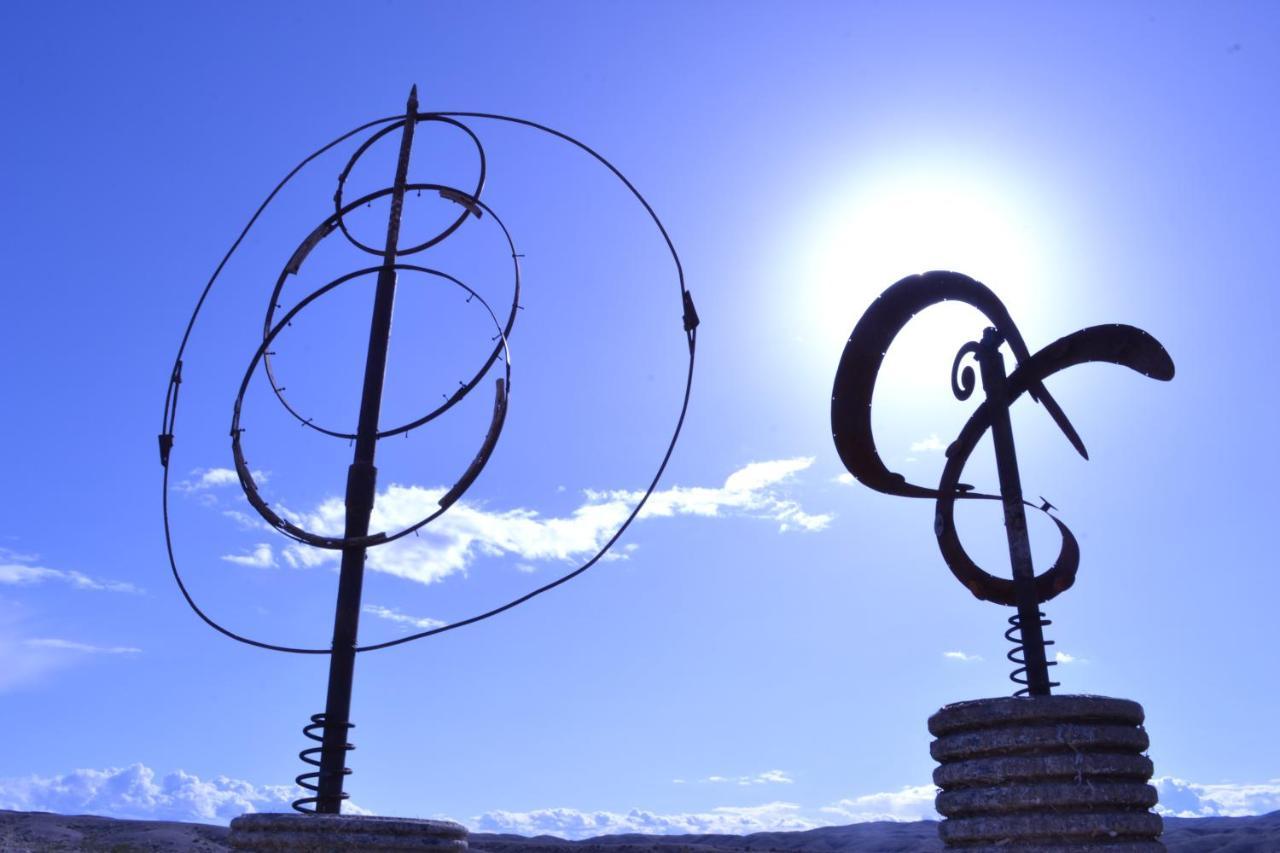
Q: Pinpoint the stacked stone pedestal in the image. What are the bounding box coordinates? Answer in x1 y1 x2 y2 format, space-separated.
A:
929 695 1163 852
228 813 468 852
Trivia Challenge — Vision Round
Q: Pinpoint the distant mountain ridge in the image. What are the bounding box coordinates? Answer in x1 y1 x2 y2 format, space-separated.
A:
1 809 1277 852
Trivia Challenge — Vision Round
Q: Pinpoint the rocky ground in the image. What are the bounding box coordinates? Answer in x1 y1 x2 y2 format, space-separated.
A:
1 809 1277 852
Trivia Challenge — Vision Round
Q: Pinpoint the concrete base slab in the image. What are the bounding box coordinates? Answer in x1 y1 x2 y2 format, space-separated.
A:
228 813 468 852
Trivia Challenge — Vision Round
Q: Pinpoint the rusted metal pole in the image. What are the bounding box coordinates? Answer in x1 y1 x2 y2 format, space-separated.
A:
975 327 1053 696
314 85 419 813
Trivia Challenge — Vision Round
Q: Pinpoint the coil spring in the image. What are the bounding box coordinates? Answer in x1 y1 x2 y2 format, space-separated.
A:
292 713 354 814
1005 611 1060 697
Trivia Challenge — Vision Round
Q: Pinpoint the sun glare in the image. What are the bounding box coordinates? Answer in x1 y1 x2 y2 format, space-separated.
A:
795 163 1058 389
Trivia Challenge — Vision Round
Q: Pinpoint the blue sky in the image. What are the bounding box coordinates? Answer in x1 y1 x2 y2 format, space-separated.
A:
2 0 1278 836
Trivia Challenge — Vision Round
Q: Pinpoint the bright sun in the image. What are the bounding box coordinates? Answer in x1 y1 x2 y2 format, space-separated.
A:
795 162 1059 389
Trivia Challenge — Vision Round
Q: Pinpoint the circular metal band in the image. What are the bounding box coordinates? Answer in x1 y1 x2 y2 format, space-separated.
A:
232 263 512 550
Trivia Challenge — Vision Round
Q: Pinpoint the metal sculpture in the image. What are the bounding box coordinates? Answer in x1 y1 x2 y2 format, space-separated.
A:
832 270 1173 696
160 87 697 815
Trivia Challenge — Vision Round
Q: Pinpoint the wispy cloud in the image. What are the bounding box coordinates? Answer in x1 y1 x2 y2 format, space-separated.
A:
832 472 855 485
279 458 830 587
0 763 368 825
698 770 794 786
220 544 276 569
473 801 816 839
1154 777 1280 818
1054 651 1085 664
23 638 141 655
362 604 446 631
910 435 945 453
222 509 272 532
943 651 982 662
0 556 140 594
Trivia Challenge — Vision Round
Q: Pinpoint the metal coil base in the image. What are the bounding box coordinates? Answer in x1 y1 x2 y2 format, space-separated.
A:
929 695 1164 851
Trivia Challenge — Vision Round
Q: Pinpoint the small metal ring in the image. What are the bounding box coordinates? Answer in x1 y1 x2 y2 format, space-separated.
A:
333 115 486 257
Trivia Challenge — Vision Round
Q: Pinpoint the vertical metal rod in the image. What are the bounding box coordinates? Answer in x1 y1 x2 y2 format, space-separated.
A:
976 327 1053 697
314 85 419 813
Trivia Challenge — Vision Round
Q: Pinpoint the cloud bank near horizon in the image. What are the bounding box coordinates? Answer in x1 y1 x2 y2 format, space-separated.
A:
472 801 820 837
1154 776 1280 818
2 763 1277 835
0 764 370 825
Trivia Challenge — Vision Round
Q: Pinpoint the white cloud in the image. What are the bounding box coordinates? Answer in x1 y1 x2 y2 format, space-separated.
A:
832 472 855 485
0 764 362 825
943 651 982 662
1054 651 1084 664
910 435 945 453
220 544 276 569
0 560 140 594
1154 777 1280 818
180 467 266 492
279 458 830 586
23 638 141 655
820 784 939 823
472 801 817 839
362 604 446 631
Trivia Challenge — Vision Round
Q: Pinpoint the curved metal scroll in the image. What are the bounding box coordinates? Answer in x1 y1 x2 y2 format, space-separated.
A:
831 270 1175 606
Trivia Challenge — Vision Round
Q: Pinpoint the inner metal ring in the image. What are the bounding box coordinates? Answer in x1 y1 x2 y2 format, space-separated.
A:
264 184 519 440
233 263 512 550
334 115 486 257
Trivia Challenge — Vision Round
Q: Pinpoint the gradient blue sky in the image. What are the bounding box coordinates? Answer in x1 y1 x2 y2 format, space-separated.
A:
1 1 1278 836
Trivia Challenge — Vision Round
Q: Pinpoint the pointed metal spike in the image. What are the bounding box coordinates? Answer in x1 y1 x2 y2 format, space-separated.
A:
1035 382 1089 460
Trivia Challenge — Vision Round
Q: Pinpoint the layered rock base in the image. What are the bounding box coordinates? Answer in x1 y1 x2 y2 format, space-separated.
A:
228 813 468 852
929 695 1163 852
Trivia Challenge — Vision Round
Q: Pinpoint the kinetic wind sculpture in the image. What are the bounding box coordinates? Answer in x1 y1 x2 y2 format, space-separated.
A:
832 270 1174 850
159 88 697 830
